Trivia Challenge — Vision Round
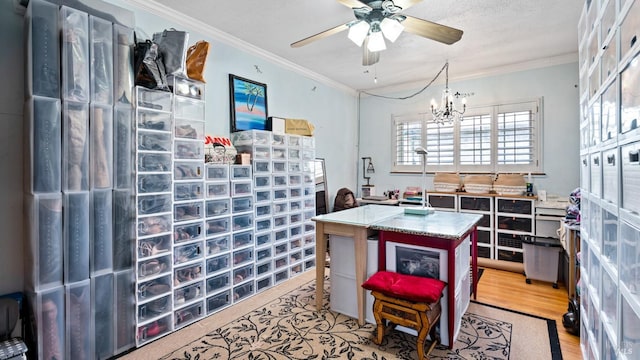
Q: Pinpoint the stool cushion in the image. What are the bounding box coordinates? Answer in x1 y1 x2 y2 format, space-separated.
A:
362 271 446 303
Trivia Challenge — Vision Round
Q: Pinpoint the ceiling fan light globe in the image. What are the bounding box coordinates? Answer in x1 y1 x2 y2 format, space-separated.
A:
348 20 370 46
380 17 404 42
367 31 386 52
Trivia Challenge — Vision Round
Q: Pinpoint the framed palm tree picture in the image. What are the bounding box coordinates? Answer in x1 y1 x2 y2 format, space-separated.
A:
229 74 269 132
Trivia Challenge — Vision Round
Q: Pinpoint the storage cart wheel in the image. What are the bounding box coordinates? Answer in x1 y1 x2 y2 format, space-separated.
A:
553 282 558 289
526 278 532 284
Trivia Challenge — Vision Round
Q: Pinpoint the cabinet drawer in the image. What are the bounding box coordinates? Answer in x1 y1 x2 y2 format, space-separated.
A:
427 194 456 210
497 216 533 233
496 249 523 263
459 196 492 211
496 233 524 249
602 148 619 205
581 155 590 191
590 153 602 197
621 51 640 135
621 141 640 215
478 246 492 259
496 198 532 215
477 230 492 244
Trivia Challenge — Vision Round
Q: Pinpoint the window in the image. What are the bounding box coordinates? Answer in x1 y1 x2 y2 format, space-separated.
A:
392 98 542 173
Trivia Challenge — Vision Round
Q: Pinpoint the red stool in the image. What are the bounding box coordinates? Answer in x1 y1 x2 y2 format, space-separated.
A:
362 271 446 360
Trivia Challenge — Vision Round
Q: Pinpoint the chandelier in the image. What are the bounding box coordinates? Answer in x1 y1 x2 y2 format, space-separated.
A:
430 62 466 125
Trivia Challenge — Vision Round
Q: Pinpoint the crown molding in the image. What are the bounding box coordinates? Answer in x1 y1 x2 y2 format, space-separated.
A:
122 0 357 96
359 52 578 96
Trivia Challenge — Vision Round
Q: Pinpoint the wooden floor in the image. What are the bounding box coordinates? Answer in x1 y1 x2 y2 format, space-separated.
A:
476 267 582 359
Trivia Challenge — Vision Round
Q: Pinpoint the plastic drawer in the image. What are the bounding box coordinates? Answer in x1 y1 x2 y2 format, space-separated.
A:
232 196 253 213
137 314 171 345
138 131 171 153
170 76 205 100
290 250 303 263
478 245 492 259
207 290 231 314
136 194 169 220
61 7 89 102
273 175 288 188
602 210 618 266
274 229 288 243
137 293 171 322
206 217 231 237
206 272 231 293
174 263 204 287
496 249 523 263
273 214 289 229
581 155 590 192
174 242 204 265
233 264 254 285
138 174 171 194
255 204 272 218
89 15 113 104
621 141 640 214
174 202 204 223
65 281 91 359
25 97 61 194
207 254 231 275
232 213 253 232
230 165 252 180
289 238 302 250
113 107 133 189
496 199 533 214
175 139 204 160
91 190 113 275
272 134 286 146
274 242 288 256
137 108 171 132
233 231 253 249
304 246 315 259
25 0 60 98
273 201 288 215
304 198 315 210
288 187 302 199
138 255 171 280
206 182 230 199
287 134 302 148
137 274 171 302
303 173 314 185
175 96 205 120
590 152 602 197
138 153 171 173
304 160 315 173
254 174 271 189
302 136 315 148
274 255 288 270
91 273 115 359
272 146 287 160
288 161 301 173
304 186 315 197
206 234 230 256
497 216 533 233
256 276 273 293
288 148 301 160
601 269 617 331
175 182 204 201
137 214 172 237
497 233 524 249
290 199 303 212
601 81 617 143
290 213 303 225
174 301 204 328
621 220 640 299
206 164 229 181
64 192 90 283
174 222 204 244
302 149 315 161
256 261 272 276
233 282 254 302
620 0 640 60
621 52 640 135
274 269 289 284
175 161 203 180
290 225 303 238
255 247 271 263
206 198 231 218
231 181 253 197
304 210 315 221
303 234 315 246
290 263 303 276
272 160 287 173
114 269 136 352
230 130 271 146
304 222 315 234
62 102 89 191
255 232 272 247
304 259 316 271
136 87 172 111
253 160 270 174
289 174 302 186
254 189 271 204
30 287 66 357
26 194 63 289
273 189 288 201
477 230 491 244
233 248 254 267
175 119 204 140
255 218 272 232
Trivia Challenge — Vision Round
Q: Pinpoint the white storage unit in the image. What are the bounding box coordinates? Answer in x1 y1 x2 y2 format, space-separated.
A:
578 0 640 358
458 195 494 259
494 197 535 264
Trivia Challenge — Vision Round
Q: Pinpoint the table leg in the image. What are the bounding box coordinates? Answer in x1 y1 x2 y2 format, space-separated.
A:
315 222 326 311
353 229 368 325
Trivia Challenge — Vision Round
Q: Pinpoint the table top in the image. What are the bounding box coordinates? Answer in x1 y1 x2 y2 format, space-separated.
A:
312 205 482 239
312 205 403 227
370 211 483 239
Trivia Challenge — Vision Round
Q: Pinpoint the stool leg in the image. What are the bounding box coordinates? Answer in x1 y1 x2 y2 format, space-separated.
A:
416 312 429 360
372 299 385 345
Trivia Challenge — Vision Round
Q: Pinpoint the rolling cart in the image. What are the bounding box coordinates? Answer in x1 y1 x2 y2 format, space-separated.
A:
521 235 562 288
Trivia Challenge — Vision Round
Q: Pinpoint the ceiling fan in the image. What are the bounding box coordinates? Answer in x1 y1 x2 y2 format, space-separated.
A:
290 0 463 66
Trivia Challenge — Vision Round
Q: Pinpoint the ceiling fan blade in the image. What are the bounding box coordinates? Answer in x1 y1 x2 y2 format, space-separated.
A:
290 23 349 48
336 0 372 9
402 15 463 45
362 37 380 66
388 0 423 11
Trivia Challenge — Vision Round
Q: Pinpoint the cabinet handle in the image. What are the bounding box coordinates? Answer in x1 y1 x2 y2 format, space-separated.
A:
630 150 639 163
593 156 600 165
631 35 637 48
607 154 615 165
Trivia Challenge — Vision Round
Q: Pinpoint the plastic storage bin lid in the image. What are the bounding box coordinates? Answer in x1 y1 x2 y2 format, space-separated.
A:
520 235 562 247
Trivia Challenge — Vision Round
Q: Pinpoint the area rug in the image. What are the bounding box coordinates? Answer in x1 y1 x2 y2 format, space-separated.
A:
154 275 561 360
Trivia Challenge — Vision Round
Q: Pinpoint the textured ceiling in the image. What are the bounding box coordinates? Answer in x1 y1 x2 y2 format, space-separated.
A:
151 0 583 91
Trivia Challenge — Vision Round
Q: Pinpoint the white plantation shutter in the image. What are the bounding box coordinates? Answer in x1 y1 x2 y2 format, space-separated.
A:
496 101 539 172
425 121 454 166
459 113 492 166
392 115 423 171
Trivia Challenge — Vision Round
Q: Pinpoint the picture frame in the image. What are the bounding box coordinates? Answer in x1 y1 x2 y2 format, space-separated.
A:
229 74 268 132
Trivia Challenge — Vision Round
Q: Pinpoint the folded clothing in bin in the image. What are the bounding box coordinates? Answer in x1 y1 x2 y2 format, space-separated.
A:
520 235 562 287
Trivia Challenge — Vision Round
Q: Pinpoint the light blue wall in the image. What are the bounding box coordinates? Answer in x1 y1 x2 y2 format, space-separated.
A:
357 62 581 198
